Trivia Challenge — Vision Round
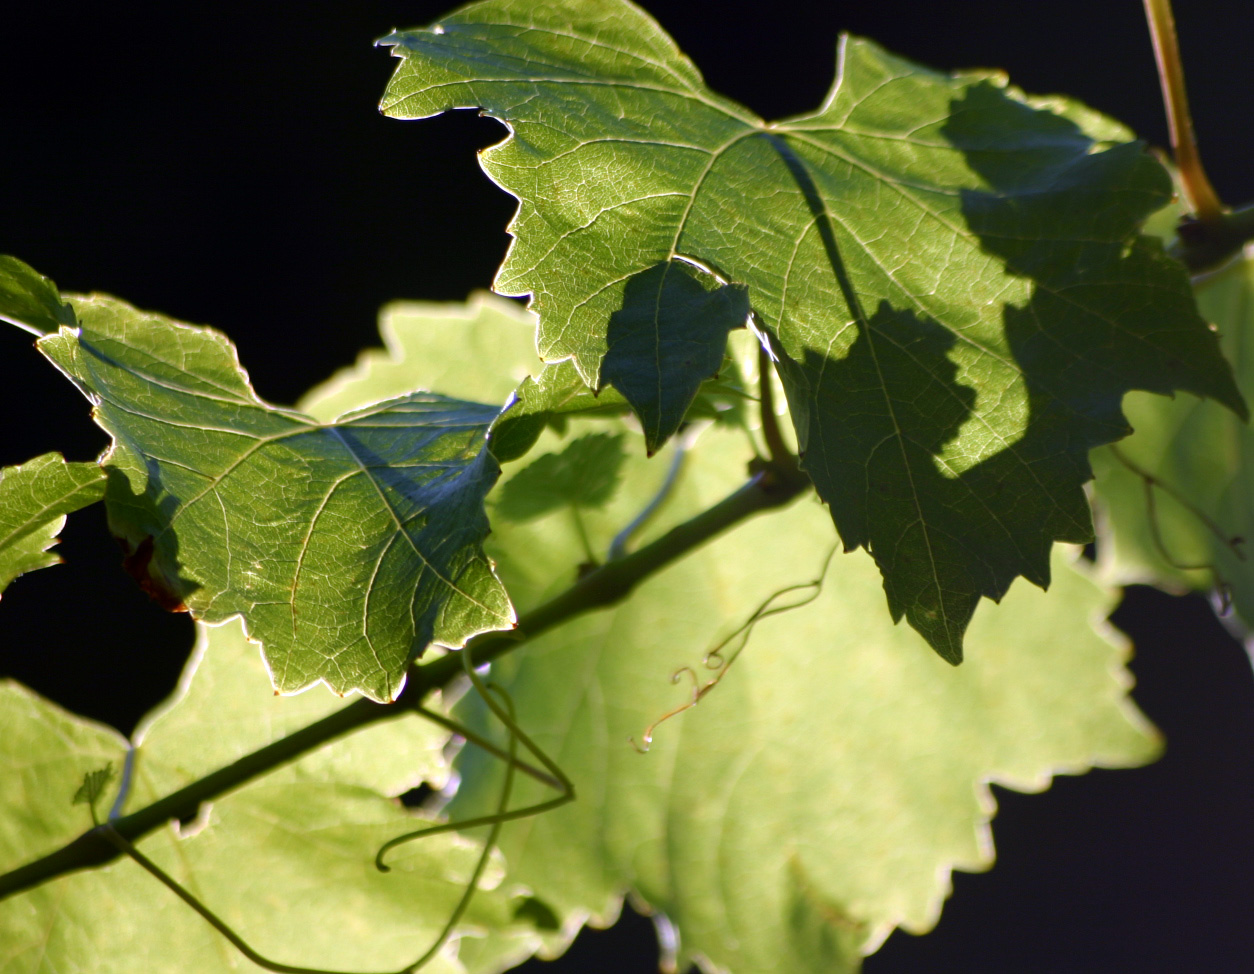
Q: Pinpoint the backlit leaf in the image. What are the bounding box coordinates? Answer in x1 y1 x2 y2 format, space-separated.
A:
305 291 1158 974
0 453 106 597
35 293 514 701
1093 253 1254 628
0 625 545 974
380 0 1244 660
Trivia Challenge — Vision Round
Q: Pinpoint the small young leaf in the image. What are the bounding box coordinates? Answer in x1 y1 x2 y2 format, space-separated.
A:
71 765 115 822
0 453 106 597
381 0 1245 662
36 293 515 702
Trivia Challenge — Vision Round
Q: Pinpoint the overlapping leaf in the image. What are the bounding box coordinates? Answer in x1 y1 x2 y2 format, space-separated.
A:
453 430 1158 974
29 291 513 702
306 297 1158 974
0 453 105 597
0 622 549 974
380 0 1244 660
1093 253 1254 628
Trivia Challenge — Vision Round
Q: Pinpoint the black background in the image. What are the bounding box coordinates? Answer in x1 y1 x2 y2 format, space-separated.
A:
2 2 1253 972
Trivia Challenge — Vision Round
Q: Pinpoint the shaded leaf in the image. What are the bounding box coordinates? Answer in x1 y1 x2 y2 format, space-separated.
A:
0 453 106 597
380 0 1243 660
35 293 514 701
1093 254 1254 627
599 261 748 454
494 432 626 521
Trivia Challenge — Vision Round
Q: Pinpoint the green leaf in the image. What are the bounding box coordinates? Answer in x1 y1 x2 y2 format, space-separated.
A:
0 453 106 597
494 432 626 521
451 426 1159 974
123 618 454 808
303 298 1157 973
490 360 631 462
0 626 547 974
36 293 514 701
0 255 76 336
380 0 1244 661
1093 254 1254 627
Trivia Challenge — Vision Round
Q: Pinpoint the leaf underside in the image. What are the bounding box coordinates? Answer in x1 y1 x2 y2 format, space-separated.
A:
380 0 1244 660
301 298 1159 974
0 622 550 974
0 452 106 597
35 294 515 702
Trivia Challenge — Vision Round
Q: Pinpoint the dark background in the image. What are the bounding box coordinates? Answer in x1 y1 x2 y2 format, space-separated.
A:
2 2 1253 971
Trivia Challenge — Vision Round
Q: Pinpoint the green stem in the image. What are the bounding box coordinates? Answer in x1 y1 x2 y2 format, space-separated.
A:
0 464 810 902
1143 0 1224 221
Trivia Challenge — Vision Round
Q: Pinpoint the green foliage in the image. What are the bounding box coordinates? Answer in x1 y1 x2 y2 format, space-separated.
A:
0 452 105 597
0 625 544 974
286 292 1158 974
30 289 516 701
0 255 75 337
380 0 1244 661
1093 252 1254 626
495 433 627 521
0 3 1248 973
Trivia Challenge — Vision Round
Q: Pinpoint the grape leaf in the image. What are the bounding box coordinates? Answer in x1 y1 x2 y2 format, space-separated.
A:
31 291 514 702
1093 254 1254 627
453 428 1159 974
0 255 75 337
305 294 1157 974
0 453 106 597
0 625 548 974
379 0 1244 661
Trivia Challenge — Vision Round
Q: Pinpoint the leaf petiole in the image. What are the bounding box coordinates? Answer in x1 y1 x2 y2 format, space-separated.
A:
1144 0 1224 221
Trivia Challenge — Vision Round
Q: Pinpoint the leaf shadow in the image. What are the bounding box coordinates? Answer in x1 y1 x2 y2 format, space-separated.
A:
764 121 1105 659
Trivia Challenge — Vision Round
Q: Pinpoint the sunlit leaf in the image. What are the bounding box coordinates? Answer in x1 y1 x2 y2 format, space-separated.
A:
35 293 514 701
380 0 1243 660
0 255 75 337
0 453 105 597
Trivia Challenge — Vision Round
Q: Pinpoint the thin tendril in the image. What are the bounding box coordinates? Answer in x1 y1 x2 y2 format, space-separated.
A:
376 648 575 871
631 545 838 752
91 658 570 974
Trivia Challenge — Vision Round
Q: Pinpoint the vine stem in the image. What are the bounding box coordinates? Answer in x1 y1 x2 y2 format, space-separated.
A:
1143 0 1224 221
0 462 811 902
